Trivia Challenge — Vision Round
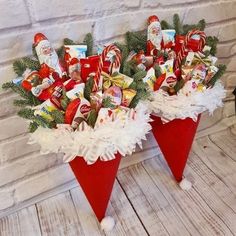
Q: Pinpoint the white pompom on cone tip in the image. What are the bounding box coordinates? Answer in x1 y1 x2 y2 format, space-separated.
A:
100 216 115 231
179 178 192 190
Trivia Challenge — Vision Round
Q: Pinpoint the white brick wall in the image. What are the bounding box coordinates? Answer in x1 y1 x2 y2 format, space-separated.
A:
0 0 235 216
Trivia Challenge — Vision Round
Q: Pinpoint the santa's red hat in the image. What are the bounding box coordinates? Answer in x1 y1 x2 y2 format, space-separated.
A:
34 33 48 46
148 15 159 24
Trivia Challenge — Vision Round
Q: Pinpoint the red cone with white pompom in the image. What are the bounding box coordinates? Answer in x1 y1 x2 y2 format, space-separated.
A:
151 115 200 182
69 154 121 222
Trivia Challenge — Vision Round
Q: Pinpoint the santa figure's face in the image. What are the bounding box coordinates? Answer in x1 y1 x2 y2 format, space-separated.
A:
36 40 59 70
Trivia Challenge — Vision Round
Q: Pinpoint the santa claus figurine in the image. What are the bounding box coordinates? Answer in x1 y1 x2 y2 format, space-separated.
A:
146 15 163 56
34 33 66 78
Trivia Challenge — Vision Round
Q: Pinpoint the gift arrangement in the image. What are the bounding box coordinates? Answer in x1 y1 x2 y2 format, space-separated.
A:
2 13 226 231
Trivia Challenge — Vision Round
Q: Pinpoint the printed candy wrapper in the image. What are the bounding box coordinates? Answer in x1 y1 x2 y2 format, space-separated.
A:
158 60 177 89
21 70 41 91
71 98 91 129
103 86 122 106
122 74 134 89
80 56 110 82
205 66 219 84
159 59 174 74
33 99 58 121
162 29 176 48
66 83 85 100
121 89 137 107
64 45 87 61
143 68 157 90
181 64 207 96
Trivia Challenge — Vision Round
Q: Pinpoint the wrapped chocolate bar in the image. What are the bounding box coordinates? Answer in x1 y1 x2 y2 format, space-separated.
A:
33 99 58 121
21 69 41 91
162 29 176 48
66 83 85 100
121 89 137 107
143 68 157 90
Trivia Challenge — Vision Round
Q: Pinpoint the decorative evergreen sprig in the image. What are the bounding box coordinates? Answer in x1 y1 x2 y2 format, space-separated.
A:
2 82 41 106
83 33 93 56
126 31 147 53
102 97 116 109
87 109 98 128
207 64 227 87
84 76 94 101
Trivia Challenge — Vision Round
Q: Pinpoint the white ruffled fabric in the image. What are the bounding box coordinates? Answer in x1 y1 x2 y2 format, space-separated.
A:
143 81 225 123
28 103 152 164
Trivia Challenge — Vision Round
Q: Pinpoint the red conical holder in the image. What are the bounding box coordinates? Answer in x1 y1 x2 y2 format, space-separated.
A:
151 115 200 182
69 153 121 222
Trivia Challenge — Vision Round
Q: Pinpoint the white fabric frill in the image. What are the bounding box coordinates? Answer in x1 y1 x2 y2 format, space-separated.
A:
143 81 225 123
28 103 152 164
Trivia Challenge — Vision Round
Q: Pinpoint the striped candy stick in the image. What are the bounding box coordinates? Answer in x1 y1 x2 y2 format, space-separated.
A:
101 44 121 73
93 44 121 91
174 29 206 70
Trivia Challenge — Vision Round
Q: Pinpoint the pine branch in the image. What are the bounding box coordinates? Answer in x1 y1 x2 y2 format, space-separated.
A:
29 121 39 133
173 14 183 35
13 60 27 76
64 38 76 45
2 82 41 106
133 70 147 81
153 64 162 78
161 20 172 30
207 64 227 87
206 36 219 56
102 97 116 109
84 77 94 101
50 109 65 124
56 46 65 60
87 109 98 128
174 79 185 92
83 33 93 57
197 19 206 31
22 57 41 71
18 108 35 120
115 42 129 73
13 99 32 107
126 31 147 53
182 19 206 35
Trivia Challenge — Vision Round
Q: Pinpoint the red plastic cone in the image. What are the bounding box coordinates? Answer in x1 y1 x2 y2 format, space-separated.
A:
69 153 121 222
151 115 200 182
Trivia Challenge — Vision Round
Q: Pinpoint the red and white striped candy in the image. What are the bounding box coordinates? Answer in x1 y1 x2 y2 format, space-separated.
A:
175 29 206 70
93 44 121 91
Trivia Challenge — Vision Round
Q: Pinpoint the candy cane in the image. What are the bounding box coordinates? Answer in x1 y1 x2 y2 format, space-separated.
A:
175 30 206 70
93 44 121 91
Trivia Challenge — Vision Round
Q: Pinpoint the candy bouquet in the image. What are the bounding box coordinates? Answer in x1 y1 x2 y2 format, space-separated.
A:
117 14 226 187
119 14 226 122
2 33 151 228
3 33 151 163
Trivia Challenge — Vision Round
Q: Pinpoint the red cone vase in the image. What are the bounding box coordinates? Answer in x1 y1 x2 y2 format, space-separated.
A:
69 153 121 222
151 115 200 182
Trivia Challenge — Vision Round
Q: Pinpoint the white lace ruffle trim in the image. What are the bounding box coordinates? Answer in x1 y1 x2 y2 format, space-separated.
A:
28 103 152 164
143 81 225 123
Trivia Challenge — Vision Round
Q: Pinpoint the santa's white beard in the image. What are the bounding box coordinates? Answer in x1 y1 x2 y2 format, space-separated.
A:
43 53 62 76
